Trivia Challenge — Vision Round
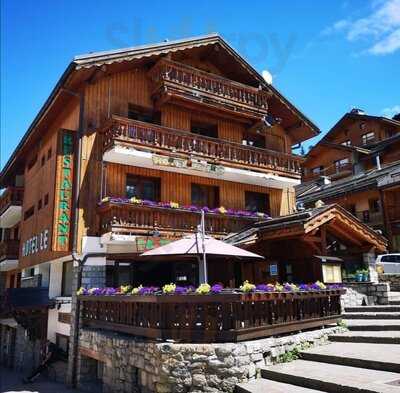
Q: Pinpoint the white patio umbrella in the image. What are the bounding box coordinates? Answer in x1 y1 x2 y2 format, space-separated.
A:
141 233 264 283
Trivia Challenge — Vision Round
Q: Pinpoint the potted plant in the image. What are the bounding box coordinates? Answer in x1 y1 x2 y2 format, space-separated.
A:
355 269 364 282
362 269 369 282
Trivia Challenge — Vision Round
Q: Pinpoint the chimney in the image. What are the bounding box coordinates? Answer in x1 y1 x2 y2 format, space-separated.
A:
316 176 331 186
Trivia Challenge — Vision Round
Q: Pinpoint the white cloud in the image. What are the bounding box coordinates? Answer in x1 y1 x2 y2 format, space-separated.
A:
381 104 400 117
324 0 400 55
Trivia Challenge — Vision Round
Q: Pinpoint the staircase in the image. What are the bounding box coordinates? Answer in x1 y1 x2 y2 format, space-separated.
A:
236 294 400 393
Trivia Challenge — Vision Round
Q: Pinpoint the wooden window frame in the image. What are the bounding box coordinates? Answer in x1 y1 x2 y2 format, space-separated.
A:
126 175 161 201
245 191 270 214
191 183 220 208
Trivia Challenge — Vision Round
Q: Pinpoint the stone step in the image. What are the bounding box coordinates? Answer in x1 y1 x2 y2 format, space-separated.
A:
344 311 400 319
345 305 400 313
300 342 400 373
329 331 400 344
389 300 400 305
236 379 326 393
261 360 400 393
345 319 400 331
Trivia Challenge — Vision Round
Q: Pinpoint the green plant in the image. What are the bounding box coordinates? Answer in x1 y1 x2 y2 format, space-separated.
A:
338 319 348 329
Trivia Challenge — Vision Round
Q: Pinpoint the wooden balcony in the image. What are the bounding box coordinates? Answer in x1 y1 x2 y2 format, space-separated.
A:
0 187 23 216
0 240 19 262
148 59 269 119
98 199 261 237
80 289 343 343
387 205 400 222
101 116 303 178
303 163 353 182
355 210 383 226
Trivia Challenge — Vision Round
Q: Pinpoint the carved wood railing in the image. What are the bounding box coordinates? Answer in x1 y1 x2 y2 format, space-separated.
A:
98 201 259 236
303 163 353 182
0 240 20 261
80 289 344 343
148 58 269 115
101 116 303 177
0 187 24 216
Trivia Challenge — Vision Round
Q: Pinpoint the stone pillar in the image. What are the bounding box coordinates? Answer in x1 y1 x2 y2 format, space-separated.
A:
363 252 378 283
66 257 107 386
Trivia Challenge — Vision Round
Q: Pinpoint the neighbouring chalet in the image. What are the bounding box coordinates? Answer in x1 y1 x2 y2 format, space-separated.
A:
226 204 387 284
299 109 400 251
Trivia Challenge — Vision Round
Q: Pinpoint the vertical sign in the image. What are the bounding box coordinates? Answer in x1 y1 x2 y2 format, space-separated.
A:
53 130 75 251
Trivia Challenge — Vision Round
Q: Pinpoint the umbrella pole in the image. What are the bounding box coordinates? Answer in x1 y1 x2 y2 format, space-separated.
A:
199 210 208 284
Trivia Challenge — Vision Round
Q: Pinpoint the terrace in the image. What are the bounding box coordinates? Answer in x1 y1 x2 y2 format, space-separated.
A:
0 187 24 228
79 287 343 343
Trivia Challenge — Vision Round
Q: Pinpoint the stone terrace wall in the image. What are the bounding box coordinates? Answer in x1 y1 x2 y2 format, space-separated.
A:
78 326 345 393
378 274 400 291
342 282 390 308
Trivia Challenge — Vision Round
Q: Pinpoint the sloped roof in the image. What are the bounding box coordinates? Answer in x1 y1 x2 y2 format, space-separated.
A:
226 203 387 251
1 33 319 185
297 161 400 202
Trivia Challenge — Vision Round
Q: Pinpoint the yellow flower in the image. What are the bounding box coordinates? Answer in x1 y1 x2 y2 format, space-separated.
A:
162 283 176 294
130 197 142 204
170 202 179 209
274 283 283 292
196 283 211 294
315 281 326 289
77 287 85 295
101 196 110 203
240 280 256 293
131 285 143 295
120 285 132 294
219 206 227 214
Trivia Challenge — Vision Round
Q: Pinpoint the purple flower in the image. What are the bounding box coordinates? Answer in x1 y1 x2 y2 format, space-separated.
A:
142 199 157 207
256 284 275 292
309 283 321 290
138 286 159 295
201 206 211 213
283 283 294 292
299 284 310 291
174 286 188 295
327 284 343 289
211 284 223 294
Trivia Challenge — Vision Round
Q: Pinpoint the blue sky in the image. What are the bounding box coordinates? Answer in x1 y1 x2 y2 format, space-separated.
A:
1 0 399 167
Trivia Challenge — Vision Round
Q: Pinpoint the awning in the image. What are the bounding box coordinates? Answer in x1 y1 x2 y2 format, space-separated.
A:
314 255 344 263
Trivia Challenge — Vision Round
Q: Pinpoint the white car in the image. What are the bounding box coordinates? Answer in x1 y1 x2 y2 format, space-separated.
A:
376 254 400 273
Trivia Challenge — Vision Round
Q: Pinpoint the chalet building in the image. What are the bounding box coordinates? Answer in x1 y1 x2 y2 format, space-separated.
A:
298 109 400 251
0 34 320 376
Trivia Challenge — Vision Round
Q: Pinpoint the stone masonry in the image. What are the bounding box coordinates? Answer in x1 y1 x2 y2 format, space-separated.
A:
378 273 400 291
341 282 390 308
78 325 345 393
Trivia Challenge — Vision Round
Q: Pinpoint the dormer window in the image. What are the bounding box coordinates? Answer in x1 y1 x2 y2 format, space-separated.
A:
361 132 375 145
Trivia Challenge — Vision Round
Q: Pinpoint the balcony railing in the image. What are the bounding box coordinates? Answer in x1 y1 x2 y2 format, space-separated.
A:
355 210 383 226
0 240 19 261
101 116 303 177
303 163 353 182
80 289 343 343
0 187 23 216
148 59 269 118
98 199 261 237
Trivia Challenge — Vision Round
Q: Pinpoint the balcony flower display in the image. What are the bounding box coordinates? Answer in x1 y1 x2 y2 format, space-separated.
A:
240 280 256 293
196 283 211 294
101 197 270 220
162 283 176 294
77 282 342 297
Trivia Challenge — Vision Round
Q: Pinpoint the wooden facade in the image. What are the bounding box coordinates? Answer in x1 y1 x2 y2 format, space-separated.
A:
1 35 317 274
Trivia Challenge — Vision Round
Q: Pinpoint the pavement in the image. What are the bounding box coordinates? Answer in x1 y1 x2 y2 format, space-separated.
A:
0 367 81 393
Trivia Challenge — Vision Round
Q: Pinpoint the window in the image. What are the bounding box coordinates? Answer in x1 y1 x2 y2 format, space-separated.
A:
61 261 73 297
334 158 350 172
191 120 218 139
47 148 52 160
24 206 34 221
245 191 270 214
128 103 160 124
27 155 37 171
56 334 69 354
38 199 42 210
312 166 324 175
41 155 45 166
369 198 380 213
341 140 351 146
361 132 375 145
191 184 219 208
44 194 49 206
243 131 266 148
126 175 160 201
